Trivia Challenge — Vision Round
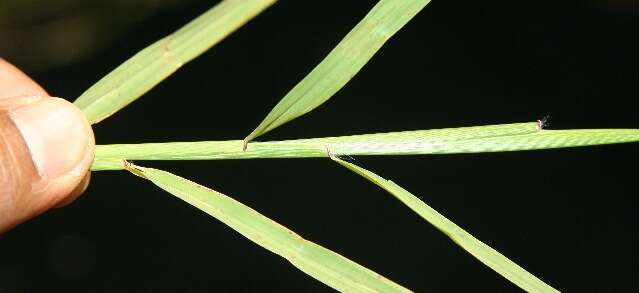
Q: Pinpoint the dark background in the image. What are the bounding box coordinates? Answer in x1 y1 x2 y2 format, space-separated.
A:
1 0 638 292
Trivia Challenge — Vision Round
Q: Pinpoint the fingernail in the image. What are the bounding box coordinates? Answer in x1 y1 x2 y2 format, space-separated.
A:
10 97 92 178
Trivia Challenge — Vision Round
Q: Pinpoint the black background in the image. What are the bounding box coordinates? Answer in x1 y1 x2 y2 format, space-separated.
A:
1 0 638 292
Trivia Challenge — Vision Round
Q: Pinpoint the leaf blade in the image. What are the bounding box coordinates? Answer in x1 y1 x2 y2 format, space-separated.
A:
331 157 560 293
74 0 276 124
243 0 432 144
131 165 411 292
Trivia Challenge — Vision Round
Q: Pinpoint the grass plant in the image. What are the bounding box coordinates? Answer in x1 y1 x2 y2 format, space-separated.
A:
72 0 638 291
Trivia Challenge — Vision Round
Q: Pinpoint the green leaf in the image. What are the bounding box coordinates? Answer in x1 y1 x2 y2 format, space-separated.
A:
74 0 276 124
127 164 411 292
243 0 432 145
92 122 639 170
331 157 560 293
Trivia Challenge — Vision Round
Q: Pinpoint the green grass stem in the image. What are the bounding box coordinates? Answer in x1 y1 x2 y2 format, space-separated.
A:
92 122 639 170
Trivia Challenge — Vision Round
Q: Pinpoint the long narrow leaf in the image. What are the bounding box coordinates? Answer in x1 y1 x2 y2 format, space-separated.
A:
128 164 411 292
331 157 560 293
74 0 276 124
92 122 639 170
243 0 432 145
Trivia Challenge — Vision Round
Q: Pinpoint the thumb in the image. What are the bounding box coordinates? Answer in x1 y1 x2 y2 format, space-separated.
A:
0 96 95 233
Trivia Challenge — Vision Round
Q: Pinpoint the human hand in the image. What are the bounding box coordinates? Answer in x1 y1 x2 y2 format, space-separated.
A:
0 59 95 233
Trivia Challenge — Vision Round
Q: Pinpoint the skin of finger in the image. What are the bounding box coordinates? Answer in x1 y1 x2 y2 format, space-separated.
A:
0 59 94 232
0 58 49 99
55 171 91 209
